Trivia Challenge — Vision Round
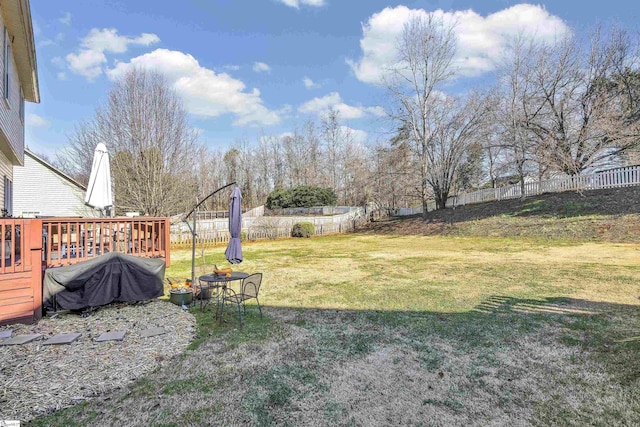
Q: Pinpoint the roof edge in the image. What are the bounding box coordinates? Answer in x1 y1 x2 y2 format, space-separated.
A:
24 148 86 190
19 0 39 103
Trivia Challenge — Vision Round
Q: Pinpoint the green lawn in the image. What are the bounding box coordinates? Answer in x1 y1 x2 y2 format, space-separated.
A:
33 234 640 426
170 234 640 311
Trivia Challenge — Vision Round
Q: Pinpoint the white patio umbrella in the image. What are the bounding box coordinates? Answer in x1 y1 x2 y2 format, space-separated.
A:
85 143 113 217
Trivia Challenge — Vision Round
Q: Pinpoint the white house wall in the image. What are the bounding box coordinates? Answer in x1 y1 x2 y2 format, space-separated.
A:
13 153 102 217
0 149 11 205
0 11 25 167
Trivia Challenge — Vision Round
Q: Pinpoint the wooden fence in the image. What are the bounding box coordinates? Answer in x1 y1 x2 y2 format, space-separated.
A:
171 217 365 246
398 165 640 215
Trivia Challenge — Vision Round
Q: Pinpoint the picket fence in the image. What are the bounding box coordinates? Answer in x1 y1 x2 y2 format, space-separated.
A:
170 217 365 246
268 206 358 216
195 205 264 220
398 165 640 216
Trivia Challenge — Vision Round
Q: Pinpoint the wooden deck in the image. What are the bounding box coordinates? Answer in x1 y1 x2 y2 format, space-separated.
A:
0 217 171 325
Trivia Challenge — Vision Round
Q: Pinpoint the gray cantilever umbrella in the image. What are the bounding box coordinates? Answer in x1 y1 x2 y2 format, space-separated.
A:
224 186 243 264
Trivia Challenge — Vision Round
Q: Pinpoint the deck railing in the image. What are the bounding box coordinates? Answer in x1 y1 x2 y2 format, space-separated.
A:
41 217 171 268
0 216 170 325
0 219 43 325
0 218 29 274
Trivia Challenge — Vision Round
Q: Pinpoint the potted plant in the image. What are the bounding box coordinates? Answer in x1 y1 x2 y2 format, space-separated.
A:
167 278 193 306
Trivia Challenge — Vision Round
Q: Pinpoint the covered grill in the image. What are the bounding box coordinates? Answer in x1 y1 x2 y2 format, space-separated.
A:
43 252 165 311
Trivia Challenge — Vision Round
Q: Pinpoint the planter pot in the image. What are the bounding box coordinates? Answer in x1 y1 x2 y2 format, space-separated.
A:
169 289 193 306
195 288 212 300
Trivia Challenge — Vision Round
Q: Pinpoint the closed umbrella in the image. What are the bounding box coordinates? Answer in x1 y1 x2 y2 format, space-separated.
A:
85 143 113 216
224 187 243 264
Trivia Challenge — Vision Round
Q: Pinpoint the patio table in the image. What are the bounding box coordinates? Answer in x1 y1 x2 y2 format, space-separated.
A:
197 272 249 317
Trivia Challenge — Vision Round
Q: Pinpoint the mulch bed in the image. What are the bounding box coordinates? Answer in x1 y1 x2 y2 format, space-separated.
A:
0 300 196 422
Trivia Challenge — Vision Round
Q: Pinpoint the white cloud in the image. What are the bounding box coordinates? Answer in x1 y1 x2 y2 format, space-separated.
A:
341 126 368 145
38 39 54 48
38 33 64 49
365 106 386 117
107 48 281 127
224 64 241 71
299 92 385 119
59 12 71 26
66 49 107 80
66 28 160 80
51 56 65 68
253 62 271 73
348 4 570 84
303 76 319 89
57 72 67 80
26 114 50 128
278 0 325 9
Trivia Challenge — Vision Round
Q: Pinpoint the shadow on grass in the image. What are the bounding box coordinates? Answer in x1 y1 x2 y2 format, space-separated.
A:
27 296 640 426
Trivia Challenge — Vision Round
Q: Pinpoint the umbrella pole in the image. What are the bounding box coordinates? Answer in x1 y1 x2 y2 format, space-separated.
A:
191 202 197 286
183 182 237 288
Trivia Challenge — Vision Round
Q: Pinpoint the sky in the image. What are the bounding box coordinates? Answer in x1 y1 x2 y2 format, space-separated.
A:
26 0 640 159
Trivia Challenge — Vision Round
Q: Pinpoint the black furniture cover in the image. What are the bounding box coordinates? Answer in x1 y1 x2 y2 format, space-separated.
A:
43 252 165 310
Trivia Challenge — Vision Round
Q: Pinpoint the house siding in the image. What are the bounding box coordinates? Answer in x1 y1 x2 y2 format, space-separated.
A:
0 148 11 206
0 10 25 167
13 152 102 217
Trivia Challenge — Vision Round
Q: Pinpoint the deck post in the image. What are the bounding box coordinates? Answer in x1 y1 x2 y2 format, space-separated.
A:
29 219 43 321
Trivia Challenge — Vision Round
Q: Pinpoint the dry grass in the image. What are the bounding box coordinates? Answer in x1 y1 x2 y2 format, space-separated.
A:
30 234 640 426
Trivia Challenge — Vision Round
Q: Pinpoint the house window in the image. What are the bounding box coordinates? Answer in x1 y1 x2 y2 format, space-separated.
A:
3 27 9 103
3 176 12 217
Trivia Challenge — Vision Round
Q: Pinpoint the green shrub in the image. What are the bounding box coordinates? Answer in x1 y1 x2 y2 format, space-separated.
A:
240 231 247 241
290 186 337 208
266 186 337 209
291 222 315 238
266 188 292 210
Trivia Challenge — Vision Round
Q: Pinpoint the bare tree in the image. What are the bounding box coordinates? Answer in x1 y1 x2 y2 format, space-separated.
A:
524 27 640 175
371 135 417 215
338 128 370 205
58 121 98 185
493 36 540 198
194 146 227 211
478 119 510 188
62 68 200 216
384 14 458 214
321 108 343 190
424 94 486 209
256 133 286 191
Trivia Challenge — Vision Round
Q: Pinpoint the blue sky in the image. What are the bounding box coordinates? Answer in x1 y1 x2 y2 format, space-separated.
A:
26 0 639 158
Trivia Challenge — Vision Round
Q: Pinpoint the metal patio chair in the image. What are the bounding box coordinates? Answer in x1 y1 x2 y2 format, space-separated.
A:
221 273 263 326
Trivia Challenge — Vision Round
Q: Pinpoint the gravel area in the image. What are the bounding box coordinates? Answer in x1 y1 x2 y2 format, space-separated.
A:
0 300 196 422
